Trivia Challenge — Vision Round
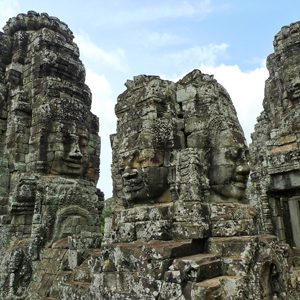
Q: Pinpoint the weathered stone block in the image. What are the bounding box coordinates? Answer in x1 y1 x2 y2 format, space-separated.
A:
187 132 207 148
118 203 173 223
0 205 8 214
174 202 209 222
113 222 136 243
171 253 223 282
222 256 245 276
159 281 185 300
136 220 172 241
172 222 210 239
207 236 256 256
210 202 256 220
211 219 255 237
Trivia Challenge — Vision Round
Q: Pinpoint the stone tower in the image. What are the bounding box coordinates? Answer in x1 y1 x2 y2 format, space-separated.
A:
0 12 103 298
91 70 294 299
250 21 300 294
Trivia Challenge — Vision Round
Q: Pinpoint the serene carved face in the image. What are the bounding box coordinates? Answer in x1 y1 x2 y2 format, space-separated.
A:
49 122 89 177
16 181 36 203
279 55 300 102
286 78 300 101
209 129 250 201
121 149 169 202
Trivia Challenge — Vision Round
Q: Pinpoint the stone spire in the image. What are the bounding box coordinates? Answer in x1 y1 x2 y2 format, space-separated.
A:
250 21 300 293
0 12 103 299
2 11 99 181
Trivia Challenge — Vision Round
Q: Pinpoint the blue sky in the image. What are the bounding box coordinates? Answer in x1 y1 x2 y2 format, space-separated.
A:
0 0 300 197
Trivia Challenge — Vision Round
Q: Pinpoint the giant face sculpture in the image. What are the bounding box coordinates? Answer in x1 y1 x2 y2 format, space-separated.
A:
113 76 177 204
285 77 300 101
277 42 300 103
35 96 100 183
121 149 169 202
48 122 89 177
209 129 250 201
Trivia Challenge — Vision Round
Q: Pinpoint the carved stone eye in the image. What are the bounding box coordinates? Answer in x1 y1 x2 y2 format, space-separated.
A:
225 148 247 160
79 136 88 149
226 149 239 160
244 149 250 160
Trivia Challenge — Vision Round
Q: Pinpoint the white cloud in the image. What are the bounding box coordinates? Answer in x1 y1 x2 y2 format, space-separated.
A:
143 32 185 48
200 63 269 143
86 70 113 111
86 69 116 140
85 69 116 197
0 0 20 28
74 30 127 174
75 33 127 72
107 0 212 25
167 43 229 68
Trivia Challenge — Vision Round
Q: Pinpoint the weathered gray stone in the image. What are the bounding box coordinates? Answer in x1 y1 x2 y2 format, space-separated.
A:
0 11 103 299
250 21 300 298
0 11 299 300
92 65 293 299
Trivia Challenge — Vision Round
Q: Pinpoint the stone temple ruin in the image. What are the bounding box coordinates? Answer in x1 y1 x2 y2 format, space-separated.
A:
0 11 300 300
0 11 103 299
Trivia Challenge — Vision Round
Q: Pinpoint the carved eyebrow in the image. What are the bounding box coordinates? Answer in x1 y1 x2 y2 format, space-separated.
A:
79 139 88 146
79 135 88 140
121 154 135 163
224 148 242 159
228 149 238 157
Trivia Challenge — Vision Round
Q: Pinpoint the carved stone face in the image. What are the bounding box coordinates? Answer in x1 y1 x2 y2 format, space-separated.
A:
49 122 89 177
121 149 169 202
16 180 36 203
284 69 300 101
286 78 300 101
278 53 300 102
209 129 250 201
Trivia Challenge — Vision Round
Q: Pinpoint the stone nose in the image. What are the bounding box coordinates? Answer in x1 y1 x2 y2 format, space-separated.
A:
69 143 83 159
236 163 250 175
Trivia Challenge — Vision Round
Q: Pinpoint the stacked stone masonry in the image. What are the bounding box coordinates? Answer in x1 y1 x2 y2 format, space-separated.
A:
0 11 103 299
0 11 299 300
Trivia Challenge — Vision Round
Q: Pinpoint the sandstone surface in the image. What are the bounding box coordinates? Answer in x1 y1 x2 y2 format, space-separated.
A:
0 11 299 300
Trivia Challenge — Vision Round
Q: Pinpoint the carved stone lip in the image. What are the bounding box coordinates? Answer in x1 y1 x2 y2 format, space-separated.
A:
233 181 246 189
235 174 248 182
291 90 300 99
63 159 82 169
123 179 144 192
123 177 142 185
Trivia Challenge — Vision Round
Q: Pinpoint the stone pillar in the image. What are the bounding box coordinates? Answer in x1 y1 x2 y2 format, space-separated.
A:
288 196 300 248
